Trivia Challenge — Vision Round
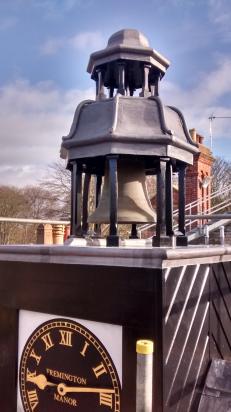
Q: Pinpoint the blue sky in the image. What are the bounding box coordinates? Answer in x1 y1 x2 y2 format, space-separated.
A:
0 0 231 185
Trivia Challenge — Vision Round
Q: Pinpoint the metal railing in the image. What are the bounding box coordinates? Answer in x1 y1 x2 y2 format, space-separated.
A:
0 217 70 225
0 217 70 245
138 184 231 237
1 183 231 244
180 185 231 232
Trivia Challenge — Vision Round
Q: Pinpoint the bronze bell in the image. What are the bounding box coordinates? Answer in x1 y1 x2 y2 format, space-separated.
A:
88 159 156 224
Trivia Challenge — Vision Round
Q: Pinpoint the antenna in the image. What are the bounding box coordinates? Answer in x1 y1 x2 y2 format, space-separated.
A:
208 115 231 149
208 114 215 149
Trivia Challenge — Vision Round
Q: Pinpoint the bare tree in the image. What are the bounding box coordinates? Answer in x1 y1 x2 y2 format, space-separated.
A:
212 157 231 192
0 186 29 244
211 157 231 211
0 182 69 244
40 160 71 219
22 186 61 219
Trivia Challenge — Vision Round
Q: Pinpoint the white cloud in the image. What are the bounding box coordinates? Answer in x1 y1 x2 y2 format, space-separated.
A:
40 30 105 55
69 31 105 51
0 16 17 30
1 55 231 187
162 56 231 143
29 0 94 18
40 38 65 55
0 79 94 186
208 0 231 42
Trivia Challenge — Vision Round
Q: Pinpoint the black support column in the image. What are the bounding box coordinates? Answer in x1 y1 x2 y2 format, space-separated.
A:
82 173 91 235
94 175 102 236
140 64 151 97
117 62 126 95
106 156 119 247
166 161 174 236
176 163 188 246
96 68 106 100
153 158 175 247
130 224 138 239
70 161 82 237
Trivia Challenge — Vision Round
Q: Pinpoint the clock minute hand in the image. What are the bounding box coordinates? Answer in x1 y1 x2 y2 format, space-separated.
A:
27 374 57 390
57 383 115 396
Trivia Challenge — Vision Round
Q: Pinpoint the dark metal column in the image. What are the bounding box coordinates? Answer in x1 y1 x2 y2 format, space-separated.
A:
166 161 174 236
106 156 119 247
96 69 106 100
153 159 173 246
153 159 166 246
70 161 83 237
117 62 126 95
177 163 188 246
76 165 83 236
154 74 160 97
109 87 114 98
140 64 151 97
130 224 138 239
94 175 102 235
70 161 77 236
82 173 91 235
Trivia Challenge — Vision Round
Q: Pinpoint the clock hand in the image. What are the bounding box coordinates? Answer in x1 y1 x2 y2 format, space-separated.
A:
57 383 115 396
27 374 57 390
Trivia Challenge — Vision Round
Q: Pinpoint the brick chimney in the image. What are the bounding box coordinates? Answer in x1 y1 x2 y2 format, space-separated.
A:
185 129 214 215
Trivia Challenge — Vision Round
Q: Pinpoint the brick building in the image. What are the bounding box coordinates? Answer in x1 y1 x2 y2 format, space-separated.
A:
186 128 214 215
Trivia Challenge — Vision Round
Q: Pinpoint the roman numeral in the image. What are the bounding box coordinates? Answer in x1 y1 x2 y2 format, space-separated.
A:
27 389 39 411
41 332 54 351
100 392 113 408
59 330 73 347
92 362 107 379
26 368 37 380
29 349 41 366
80 341 89 357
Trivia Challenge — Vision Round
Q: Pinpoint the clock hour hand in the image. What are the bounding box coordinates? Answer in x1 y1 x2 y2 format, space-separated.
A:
27 374 57 390
57 383 115 396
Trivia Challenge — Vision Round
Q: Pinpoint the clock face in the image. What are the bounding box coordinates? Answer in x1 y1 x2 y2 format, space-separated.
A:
19 318 121 412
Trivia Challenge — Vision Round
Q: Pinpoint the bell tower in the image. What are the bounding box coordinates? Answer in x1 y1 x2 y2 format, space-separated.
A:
1 28 231 412
61 29 199 246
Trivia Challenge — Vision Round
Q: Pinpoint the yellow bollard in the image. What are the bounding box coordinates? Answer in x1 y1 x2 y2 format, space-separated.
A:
136 340 154 412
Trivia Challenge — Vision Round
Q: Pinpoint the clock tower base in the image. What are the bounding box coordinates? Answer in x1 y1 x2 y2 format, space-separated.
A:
0 245 230 412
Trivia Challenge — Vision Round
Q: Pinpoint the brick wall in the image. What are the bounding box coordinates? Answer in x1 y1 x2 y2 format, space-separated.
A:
186 129 214 215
